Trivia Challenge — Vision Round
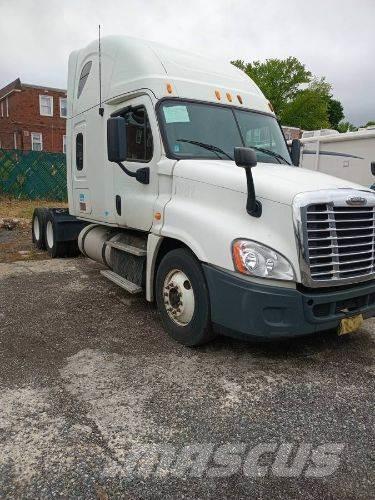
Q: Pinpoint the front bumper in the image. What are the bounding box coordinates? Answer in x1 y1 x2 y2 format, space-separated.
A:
203 264 375 339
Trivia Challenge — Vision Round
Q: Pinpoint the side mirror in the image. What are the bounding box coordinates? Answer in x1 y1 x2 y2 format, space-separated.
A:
234 147 257 168
290 139 301 166
107 116 127 162
371 162 375 176
107 115 149 185
234 147 261 218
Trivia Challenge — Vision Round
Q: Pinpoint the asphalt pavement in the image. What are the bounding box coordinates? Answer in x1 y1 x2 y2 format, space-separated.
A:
0 257 374 499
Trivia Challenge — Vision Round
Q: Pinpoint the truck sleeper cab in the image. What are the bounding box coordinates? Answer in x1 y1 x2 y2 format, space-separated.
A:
61 35 375 346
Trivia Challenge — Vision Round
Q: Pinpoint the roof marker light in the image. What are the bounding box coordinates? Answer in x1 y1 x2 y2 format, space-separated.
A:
215 90 221 100
166 83 173 94
226 92 233 102
237 94 243 104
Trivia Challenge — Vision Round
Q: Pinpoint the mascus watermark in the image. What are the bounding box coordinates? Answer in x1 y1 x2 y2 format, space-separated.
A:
118 442 344 478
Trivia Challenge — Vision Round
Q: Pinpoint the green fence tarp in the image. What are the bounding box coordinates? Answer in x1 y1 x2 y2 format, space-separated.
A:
0 148 67 201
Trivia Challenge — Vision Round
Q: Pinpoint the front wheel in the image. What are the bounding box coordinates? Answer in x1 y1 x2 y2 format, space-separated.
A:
155 248 216 346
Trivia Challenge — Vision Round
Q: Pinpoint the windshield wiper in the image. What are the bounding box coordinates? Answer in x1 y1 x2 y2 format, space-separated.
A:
176 139 234 161
251 146 291 165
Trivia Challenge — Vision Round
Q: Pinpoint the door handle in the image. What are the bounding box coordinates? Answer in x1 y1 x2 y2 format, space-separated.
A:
115 195 121 216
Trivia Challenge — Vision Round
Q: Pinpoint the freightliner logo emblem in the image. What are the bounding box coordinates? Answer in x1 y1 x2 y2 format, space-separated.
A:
346 196 367 206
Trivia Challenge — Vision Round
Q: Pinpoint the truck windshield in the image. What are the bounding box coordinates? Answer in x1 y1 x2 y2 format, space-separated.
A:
158 99 291 164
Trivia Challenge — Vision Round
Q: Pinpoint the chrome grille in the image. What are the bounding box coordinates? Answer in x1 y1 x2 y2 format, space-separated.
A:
305 203 375 283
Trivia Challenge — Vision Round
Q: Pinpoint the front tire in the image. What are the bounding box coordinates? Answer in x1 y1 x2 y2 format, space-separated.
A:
155 248 216 346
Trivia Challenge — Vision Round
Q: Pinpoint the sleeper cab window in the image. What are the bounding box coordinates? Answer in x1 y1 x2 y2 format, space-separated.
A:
123 106 153 162
77 61 92 98
76 133 83 170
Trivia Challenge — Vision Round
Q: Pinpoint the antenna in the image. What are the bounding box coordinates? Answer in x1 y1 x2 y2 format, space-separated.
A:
98 24 104 116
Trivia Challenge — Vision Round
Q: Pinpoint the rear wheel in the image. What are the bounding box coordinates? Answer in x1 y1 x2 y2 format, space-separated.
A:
45 211 68 258
155 248 216 346
31 208 48 249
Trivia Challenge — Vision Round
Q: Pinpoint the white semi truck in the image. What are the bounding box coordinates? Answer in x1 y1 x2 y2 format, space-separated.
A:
32 36 375 346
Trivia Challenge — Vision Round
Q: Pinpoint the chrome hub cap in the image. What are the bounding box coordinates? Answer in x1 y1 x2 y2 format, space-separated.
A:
163 269 195 326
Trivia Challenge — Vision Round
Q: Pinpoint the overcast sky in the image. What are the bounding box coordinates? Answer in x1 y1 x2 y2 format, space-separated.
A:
0 0 374 126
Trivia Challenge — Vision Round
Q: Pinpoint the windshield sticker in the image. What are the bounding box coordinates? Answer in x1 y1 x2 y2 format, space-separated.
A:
163 105 190 124
174 144 181 152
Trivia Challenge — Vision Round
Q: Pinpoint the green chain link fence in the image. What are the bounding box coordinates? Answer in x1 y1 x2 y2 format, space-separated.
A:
0 148 67 201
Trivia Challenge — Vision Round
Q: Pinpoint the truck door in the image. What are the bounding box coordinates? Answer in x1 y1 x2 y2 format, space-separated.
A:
112 95 160 231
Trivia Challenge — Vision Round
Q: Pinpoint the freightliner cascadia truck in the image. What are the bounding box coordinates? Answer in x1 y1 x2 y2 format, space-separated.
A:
32 36 375 346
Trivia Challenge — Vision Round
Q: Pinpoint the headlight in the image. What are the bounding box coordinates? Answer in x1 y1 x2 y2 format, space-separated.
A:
232 239 295 280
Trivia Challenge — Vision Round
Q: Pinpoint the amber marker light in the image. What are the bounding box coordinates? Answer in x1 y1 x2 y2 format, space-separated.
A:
166 83 173 94
226 92 233 102
268 102 274 113
215 90 221 100
237 94 243 104
232 241 248 274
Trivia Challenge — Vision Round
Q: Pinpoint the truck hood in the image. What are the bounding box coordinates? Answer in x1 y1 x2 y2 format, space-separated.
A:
173 159 371 205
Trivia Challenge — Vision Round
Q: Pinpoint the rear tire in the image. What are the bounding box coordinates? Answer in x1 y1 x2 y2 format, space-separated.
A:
45 211 68 258
155 248 216 346
31 208 48 250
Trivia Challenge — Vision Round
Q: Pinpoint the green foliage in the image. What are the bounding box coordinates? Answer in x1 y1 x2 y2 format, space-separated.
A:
232 57 311 116
280 88 330 130
231 57 343 131
337 121 358 133
327 98 344 129
361 120 375 128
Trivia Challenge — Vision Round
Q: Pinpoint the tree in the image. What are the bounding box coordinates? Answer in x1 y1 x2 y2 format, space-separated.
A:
327 98 344 129
231 57 338 130
337 121 357 133
278 77 331 129
280 88 330 130
231 57 311 116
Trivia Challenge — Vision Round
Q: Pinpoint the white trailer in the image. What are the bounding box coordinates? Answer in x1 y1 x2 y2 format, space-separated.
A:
298 128 375 187
32 35 375 346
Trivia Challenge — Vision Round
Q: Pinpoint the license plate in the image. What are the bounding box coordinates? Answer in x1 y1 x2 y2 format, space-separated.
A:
338 314 364 336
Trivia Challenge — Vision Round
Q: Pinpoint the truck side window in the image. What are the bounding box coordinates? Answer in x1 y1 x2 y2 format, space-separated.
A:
123 106 153 162
77 61 92 98
76 133 84 170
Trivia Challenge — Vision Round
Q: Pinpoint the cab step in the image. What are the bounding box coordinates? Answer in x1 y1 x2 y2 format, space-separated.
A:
100 269 143 294
106 240 147 257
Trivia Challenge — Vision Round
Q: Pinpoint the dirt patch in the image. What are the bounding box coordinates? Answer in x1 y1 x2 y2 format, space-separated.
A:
0 196 67 220
0 221 49 263
0 197 67 263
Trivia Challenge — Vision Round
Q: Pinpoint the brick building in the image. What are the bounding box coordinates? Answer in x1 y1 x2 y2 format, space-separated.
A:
0 78 67 153
281 125 302 141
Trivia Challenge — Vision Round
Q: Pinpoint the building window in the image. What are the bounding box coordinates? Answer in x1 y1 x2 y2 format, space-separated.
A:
121 106 153 162
6 98 9 117
14 132 17 149
39 95 53 116
60 97 67 118
31 132 43 151
0 101 3 118
76 133 83 170
77 61 92 98
63 135 66 154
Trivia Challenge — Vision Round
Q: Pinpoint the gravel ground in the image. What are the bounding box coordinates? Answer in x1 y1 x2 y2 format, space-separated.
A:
0 257 374 499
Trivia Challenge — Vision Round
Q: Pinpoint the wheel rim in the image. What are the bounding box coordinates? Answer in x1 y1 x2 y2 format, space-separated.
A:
46 221 54 249
163 269 195 326
33 216 40 241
